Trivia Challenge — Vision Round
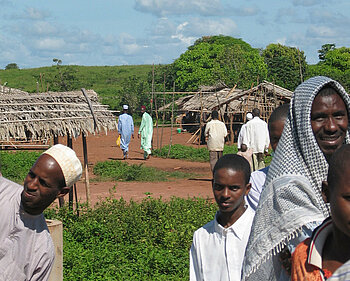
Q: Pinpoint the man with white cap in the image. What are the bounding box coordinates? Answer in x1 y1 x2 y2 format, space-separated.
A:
117 104 134 159
0 144 82 281
237 112 253 151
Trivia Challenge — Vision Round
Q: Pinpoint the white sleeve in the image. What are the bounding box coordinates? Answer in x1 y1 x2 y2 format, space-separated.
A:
190 234 202 281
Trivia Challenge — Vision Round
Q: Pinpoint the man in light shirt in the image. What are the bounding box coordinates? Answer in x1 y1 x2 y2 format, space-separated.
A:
190 154 254 280
205 110 228 171
0 144 82 281
242 108 270 171
237 112 253 151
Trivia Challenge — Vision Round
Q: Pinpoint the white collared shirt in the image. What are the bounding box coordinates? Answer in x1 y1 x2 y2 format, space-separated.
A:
190 206 255 281
205 119 228 151
242 117 270 153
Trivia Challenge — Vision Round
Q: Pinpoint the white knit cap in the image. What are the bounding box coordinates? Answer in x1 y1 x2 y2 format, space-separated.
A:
246 112 253 120
123 104 128 110
43 144 83 187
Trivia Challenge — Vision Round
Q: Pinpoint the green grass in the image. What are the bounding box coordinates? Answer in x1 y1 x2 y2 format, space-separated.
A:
45 197 217 280
0 65 152 110
0 151 42 183
93 160 195 182
153 144 238 162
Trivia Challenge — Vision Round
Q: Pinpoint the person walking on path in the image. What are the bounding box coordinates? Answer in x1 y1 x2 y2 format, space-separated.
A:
242 108 270 171
205 110 228 171
117 104 134 159
138 105 153 160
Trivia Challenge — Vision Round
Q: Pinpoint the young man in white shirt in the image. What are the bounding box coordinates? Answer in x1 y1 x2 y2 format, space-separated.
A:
190 154 254 281
205 110 228 171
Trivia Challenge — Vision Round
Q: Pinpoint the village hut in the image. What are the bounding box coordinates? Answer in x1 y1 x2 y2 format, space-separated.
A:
0 85 117 205
159 81 292 143
0 87 116 145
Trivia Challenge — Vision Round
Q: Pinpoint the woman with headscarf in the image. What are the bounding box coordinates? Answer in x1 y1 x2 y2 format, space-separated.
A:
242 76 350 281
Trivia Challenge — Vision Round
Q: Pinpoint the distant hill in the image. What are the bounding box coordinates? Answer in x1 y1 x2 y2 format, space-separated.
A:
0 64 153 110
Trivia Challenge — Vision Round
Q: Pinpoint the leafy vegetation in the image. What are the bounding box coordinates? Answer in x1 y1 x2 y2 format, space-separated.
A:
45 197 217 280
0 151 42 183
153 144 238 162
93 160 195 181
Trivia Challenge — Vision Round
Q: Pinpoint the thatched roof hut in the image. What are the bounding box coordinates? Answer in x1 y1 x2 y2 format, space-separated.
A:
0 87 117 141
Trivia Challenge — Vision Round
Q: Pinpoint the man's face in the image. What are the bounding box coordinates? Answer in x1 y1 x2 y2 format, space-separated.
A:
269 119 285 152
21 154 67 215
328 167 350 238
212 168 250 215
311 93 348 161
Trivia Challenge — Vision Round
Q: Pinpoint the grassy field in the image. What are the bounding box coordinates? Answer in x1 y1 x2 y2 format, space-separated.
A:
0 65 152 110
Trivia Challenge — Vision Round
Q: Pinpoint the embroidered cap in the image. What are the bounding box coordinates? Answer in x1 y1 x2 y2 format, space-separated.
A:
123 104 128 110
43 144 83 187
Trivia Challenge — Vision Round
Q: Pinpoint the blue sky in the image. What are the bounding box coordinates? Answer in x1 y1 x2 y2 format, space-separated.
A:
1 0 349 69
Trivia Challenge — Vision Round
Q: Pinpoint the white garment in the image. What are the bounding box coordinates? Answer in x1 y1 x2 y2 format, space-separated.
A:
205 119 228 151
242 117 270 153
190 206 255 281
247 166 269 210
0 177 55 281
237 124 247 149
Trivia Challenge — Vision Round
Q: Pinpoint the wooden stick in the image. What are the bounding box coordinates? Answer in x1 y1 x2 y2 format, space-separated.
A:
167 82 175 158
82 133 91 207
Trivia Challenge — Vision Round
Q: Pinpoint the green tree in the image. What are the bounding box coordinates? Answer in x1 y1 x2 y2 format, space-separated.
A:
306 46 350 91
263 44 306 91
5 63 19 70
318 43 336 61
173 35 267 91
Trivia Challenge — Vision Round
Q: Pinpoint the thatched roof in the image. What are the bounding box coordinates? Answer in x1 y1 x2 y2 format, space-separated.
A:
160 81 292 114
0 87 117 141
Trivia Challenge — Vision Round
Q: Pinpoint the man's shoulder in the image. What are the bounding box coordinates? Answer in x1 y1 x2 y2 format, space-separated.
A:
0 177 22 198
193 219 216 237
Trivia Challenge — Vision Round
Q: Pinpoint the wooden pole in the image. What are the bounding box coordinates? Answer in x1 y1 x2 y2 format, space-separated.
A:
151 64 154 116
167 82 175 158
160 74 166 150
67 136 73 210
298 48 304 83
82 133 91 207
199 91 203 147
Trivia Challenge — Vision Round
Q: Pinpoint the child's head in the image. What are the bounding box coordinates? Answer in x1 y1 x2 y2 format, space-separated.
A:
212 154 251 214
322 144 350 238
268 103 289 151
241 144 248 152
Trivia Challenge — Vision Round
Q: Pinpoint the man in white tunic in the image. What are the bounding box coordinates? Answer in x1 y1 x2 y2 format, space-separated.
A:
205 110 228 171
242 108 270 171
190 154 254 281
0 144 82 281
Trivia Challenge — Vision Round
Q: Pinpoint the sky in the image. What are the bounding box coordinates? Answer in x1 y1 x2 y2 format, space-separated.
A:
1 0 349 69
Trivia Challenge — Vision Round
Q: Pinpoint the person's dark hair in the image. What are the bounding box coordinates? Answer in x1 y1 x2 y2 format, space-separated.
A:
327 144 350 186
252 108 260 117
212 110 219 119
268 104 289 127
213 154 251 184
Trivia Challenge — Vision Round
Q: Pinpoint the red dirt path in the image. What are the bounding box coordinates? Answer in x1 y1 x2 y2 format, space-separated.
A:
60 127 214 206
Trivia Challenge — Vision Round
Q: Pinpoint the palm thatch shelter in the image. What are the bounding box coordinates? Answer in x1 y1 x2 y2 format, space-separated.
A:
159 81 293 143
0 86 117 205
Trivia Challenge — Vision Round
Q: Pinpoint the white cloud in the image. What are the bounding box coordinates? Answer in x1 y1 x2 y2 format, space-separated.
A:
232 6 260 16
118 33 142 55
134 0 223 16
33 38 66 51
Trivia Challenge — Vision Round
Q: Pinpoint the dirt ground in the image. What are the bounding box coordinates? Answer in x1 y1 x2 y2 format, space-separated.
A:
59 127 215 206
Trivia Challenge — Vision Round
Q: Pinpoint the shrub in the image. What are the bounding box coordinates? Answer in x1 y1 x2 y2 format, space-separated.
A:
45 197 217 280
93 160 194 182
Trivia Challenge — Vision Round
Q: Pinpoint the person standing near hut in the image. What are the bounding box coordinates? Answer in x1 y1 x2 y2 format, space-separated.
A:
242 108 270 171
117 105 134 159
205 110 228 171
237 112 253 151
138 105 153 160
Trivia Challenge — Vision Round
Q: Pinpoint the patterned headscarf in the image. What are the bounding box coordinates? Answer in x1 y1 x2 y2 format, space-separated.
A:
242 76 350 280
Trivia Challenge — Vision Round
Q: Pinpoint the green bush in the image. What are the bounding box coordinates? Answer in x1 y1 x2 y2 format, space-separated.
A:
45 197 217 280
153 144 237 162
0 151 42 183
93 160 194 182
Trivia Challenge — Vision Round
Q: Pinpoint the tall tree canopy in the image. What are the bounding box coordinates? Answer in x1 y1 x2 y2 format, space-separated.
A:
306 46 350 91
263 44 306 91
172 35 267 91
